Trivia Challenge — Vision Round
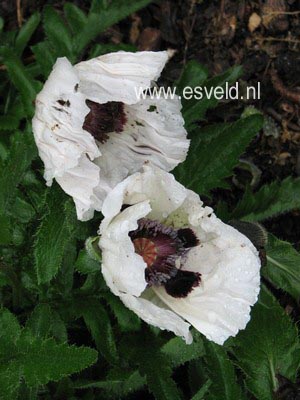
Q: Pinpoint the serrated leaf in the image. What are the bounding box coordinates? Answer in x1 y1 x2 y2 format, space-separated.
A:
64 3 88 33
141 353 181 400
0 47 39 115
0 310 21 399
174 115 263 195
204 341 241 400
183 66 242 130
0 308 21 353
0 363 22 400
11 196 35 223
43 6 74 59
31 41 56 77
19 334 97 386
162 334 204 368
76 299 117 363
75 0 152 54
233 286 300 400
264 234 300 300
0 214 12 245
0 115 19 130
15 13 41 55
103 291 141 332
34 187 78 284
75 249 100 275
230 177 300 221
0 309 97 388
0 131 36 214
74 369 146 398
124 334 181 400
191 380 212 400
26 303 67 343
176 60 208 98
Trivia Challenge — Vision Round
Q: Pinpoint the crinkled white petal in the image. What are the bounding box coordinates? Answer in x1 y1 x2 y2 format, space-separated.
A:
32 57 102 219
33 57 100 179
152 211 261 345
94 96 189 191
33 53 189 221
101 165 187 231
100 201 151 297
99 167 261 345
55 155 102 221
75 51 170 105
120 291 193 344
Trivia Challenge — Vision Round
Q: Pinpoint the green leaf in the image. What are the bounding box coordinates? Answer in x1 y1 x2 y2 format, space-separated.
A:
141 353 181 400
11 196 35 223
15 13 41 55
64 2 88 33
0 115 19 130
204 341 241 400
26 303 67 343
264 234 300 300
233 287 300 400
19 334 97 386
43 5 74 59
162 334 204 368
0 309 97 390
74 369 146 398
0 131 36 214
230 177 300 221
76 299 117 363
183 66 242 130
89 42 136 58
34 187 79 284
103 291 141 332
175 115 263 195
176 60 208 96
0 363 22 400
75 0 152 54
191 380 212 400
75 249 100 275
124 334 181 400
0 310 22 399
0 308 21 352
0 47 39 116
31 41 56 77
0 214 12 245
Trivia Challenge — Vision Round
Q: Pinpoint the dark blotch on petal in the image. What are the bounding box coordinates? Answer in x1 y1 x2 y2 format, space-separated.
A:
83 100 127 143
165 270 201 298
57 99 70 107
177 228 199 248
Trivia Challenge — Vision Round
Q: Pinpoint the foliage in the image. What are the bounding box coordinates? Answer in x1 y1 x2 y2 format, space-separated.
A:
0 2 299 399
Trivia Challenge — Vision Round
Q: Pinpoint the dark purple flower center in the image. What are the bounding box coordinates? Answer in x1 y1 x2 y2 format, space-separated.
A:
83 100 127 143
129 218 201 298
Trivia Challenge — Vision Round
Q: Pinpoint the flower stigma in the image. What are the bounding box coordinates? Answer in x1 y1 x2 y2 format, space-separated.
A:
129 218 201 298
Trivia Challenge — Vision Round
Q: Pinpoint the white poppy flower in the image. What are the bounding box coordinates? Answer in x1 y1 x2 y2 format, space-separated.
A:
99 166 261 345
32 51 189 221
